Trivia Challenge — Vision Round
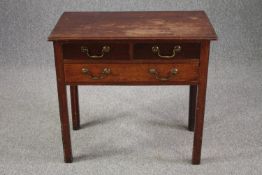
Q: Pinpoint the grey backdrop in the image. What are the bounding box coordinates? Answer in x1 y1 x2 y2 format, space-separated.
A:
1 0 262 175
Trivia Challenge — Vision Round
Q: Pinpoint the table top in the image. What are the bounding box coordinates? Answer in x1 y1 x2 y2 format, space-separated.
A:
48 11 217 41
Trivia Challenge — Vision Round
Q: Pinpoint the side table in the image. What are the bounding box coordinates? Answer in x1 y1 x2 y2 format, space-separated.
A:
48 11 217 164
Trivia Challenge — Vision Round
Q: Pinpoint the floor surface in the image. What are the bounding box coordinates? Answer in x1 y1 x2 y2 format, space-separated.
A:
1 0 262 174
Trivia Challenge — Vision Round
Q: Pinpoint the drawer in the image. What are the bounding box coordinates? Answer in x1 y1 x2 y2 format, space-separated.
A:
63 43 129 59
64 62 199 84
134 43 200 59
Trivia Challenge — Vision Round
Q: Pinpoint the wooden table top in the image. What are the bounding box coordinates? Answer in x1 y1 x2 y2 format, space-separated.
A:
48 11 217 41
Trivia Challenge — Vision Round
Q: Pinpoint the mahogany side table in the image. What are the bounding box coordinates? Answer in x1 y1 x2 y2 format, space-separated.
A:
48 11 217 164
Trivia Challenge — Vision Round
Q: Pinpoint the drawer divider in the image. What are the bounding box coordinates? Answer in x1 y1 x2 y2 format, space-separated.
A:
129 42 134 60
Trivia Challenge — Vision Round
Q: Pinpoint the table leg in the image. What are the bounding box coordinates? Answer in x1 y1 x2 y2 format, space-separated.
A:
188 85 197 131
70 86 80 130
192 41 210 165
54 42 73 163
57 84 73 163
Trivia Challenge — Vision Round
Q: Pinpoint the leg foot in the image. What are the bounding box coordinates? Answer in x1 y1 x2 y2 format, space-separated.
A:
192 159 200 165
64 157 73 163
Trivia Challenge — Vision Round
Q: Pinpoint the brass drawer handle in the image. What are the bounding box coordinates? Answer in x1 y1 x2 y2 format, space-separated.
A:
149 68 178 81
81 46 110 59
152 45 181 59
81 67 111 80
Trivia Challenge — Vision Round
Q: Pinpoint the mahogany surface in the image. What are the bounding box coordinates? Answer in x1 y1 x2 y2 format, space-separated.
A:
48 11 217 41
70 86 80 130
63 43 130 59
64 62 199 84
134 42 200 59
48 11 217 164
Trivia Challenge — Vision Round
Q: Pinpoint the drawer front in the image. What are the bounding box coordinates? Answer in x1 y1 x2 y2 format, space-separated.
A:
64 63 199 84
134 43 200 59
63 43 129 59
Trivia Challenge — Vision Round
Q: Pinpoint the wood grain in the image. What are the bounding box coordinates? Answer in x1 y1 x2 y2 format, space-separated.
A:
192 41 210 165
70 86 80 130
63 42 129 59
64 62 199 84
53 42 73 163
134 42 200 59
50 11 217 164
188 85 197 131
48 11 217 41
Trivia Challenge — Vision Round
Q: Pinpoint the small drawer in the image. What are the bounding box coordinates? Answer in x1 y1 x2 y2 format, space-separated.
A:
134 43 200 59
64 62 199 84
63 43 130 59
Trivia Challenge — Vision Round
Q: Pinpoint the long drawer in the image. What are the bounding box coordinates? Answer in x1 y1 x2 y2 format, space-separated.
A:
64 62 199 85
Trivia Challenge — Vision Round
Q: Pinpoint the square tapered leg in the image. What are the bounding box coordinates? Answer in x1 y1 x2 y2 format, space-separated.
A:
188 85 197 131
70 86 80 130
54 42 73 163
192 41 210 165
